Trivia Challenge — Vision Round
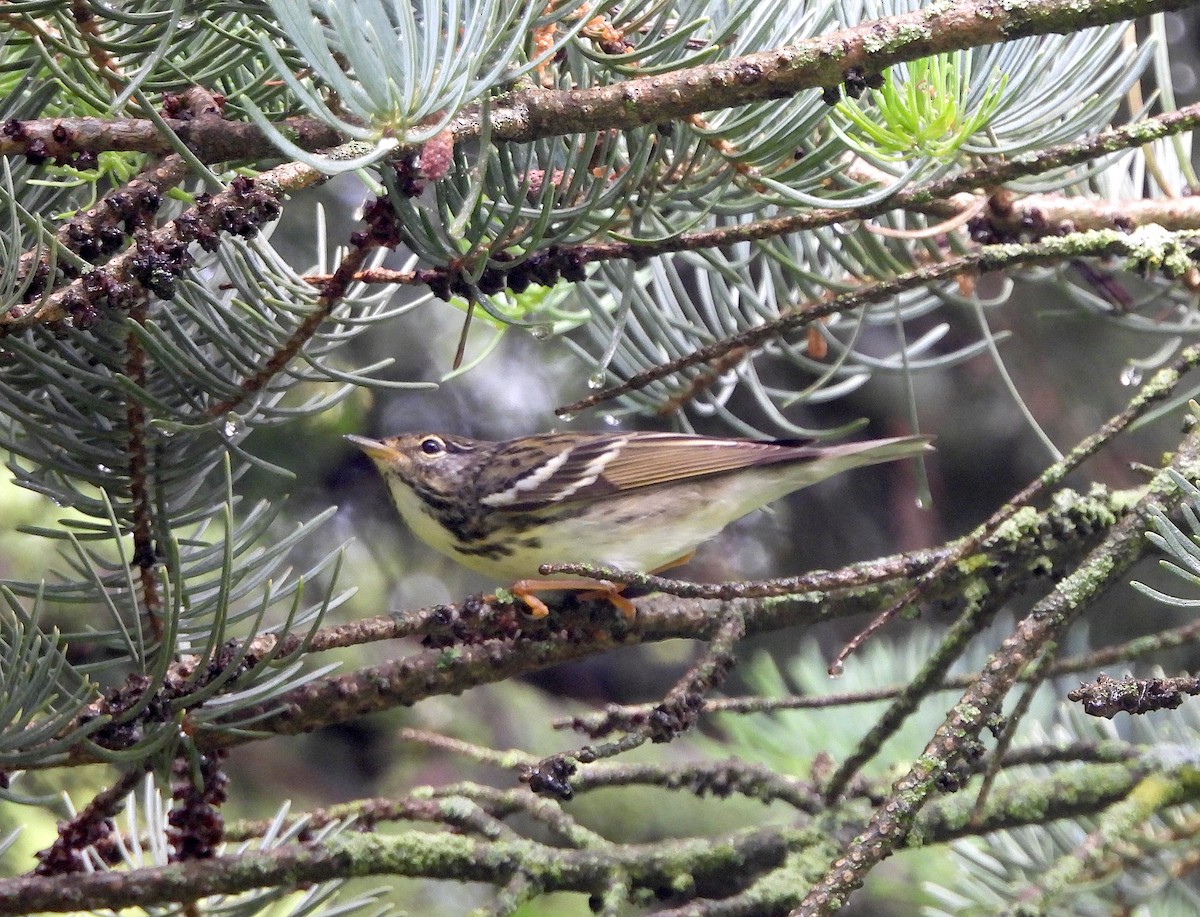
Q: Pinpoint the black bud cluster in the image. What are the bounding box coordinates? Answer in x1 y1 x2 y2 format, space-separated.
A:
350 195 401 249
429 246 590 301
391 154 426 198
220 175 281 236
168 750 229 861
25 137 50 165
2 120 106 169
33 812 117 875
2 118 28 141
520 755 577 799
20 259 50 302
162 89 224 120
80 269 136 312
54 185 165 269
1069 673 1185 718
842 66 867 99
170 177 280 255
128 230 195 299
59 289 101 330
821 66 885 106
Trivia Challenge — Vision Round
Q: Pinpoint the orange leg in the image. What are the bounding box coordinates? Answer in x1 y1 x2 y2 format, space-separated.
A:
506 552 696 621
506 577 635 620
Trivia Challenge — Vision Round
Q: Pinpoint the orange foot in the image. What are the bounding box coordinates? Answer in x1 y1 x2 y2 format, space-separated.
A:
503 553 696 621
502 577 635 620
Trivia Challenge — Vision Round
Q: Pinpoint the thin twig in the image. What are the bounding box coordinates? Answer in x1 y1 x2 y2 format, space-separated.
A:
791 426 1200 916
830 338 1200 676
30 764 148 876
524 605 745 798
560 616 1200 735
207 244 370 418
125 297 161 639
819 345 1200 803
561 231 1200 418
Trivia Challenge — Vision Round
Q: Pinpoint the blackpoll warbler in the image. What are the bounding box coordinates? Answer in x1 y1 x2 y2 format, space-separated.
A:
347 430 932 617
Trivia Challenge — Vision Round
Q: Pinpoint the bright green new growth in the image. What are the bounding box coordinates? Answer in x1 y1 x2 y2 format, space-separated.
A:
833 52 1006 164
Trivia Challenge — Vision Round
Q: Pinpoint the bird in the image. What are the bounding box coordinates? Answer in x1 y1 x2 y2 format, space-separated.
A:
347 430 932 618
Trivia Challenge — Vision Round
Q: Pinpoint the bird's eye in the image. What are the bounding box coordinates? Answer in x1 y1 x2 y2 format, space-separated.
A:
419 436 444 456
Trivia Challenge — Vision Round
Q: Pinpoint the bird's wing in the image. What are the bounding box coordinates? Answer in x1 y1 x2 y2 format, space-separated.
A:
478 433 819 510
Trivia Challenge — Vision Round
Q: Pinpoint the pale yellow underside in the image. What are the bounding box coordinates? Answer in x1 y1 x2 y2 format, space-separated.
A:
383 457 881 582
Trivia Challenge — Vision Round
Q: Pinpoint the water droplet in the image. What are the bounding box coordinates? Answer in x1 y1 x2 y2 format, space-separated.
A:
827 660 844 678
528 324 554 341
96 464 112 474
603 414 619 427
588 370 607 389
222 414 245 438
558 411 576 423
1119 365 1143 387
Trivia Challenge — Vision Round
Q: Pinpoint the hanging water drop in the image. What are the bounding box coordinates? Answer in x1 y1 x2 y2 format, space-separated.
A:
223 414 245 438
1118 365 1142 387
603 414 620 427
558 411 576 423
528 324 553 341
588 369 607 389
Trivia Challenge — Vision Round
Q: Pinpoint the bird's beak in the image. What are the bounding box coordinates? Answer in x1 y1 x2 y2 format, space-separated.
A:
344 434 400 462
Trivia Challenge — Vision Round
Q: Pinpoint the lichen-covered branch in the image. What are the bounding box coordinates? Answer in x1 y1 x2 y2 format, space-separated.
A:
792 427 1200 915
